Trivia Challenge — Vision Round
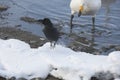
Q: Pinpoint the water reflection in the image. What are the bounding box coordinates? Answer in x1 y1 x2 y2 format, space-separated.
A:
102 0 116 7
67 24 99 54
101 0 116 25
90 25 95 49
85 24 98 54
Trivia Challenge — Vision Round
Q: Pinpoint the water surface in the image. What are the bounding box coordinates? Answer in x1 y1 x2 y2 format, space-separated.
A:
0 0 120 54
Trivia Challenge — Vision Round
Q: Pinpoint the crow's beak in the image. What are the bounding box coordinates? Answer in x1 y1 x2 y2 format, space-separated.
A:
37 19 43 23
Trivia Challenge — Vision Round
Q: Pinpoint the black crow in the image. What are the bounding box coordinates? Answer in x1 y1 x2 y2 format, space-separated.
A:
39 18 60 47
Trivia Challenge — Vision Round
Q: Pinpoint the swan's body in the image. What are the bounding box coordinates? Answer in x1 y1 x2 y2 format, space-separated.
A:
70 0 101 31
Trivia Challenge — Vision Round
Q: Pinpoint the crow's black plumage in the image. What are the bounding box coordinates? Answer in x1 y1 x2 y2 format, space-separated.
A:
40 18 60 47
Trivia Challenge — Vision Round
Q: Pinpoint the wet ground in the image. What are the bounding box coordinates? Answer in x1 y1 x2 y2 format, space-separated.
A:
0 0 120 80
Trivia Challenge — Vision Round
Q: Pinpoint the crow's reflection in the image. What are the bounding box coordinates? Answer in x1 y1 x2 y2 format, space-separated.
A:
39 18 60 47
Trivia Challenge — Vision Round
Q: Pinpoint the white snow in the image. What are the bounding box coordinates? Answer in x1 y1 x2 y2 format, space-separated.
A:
0 39 120 80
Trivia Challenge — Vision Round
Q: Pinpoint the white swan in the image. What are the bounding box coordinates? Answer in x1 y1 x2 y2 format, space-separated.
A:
70 0 101 30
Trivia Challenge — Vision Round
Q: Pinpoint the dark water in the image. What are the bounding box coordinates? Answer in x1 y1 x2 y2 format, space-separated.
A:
0 0 120 54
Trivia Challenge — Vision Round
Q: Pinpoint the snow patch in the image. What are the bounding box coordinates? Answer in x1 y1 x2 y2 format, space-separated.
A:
0 39 119 80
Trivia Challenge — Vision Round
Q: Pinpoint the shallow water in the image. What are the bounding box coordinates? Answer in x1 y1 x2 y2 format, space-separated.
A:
0 0 120 54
